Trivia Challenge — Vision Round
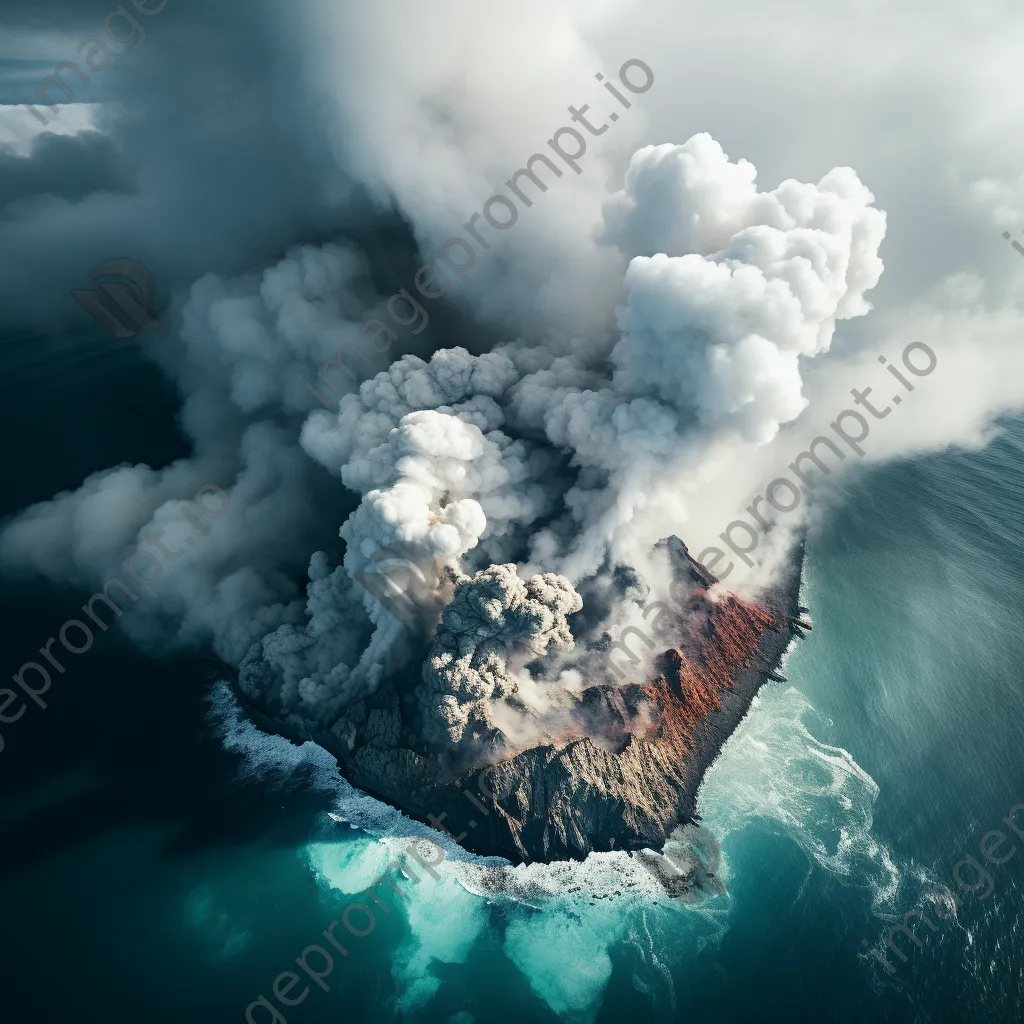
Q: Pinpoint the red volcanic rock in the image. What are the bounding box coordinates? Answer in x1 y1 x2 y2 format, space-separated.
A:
406 545 803 864
235 539 804 865
655 594 778 752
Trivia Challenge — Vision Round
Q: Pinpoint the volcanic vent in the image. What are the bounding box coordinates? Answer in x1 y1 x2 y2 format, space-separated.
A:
237 538 804 865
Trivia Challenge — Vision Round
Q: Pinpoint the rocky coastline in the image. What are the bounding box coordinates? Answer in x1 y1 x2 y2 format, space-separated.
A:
232 538 806 866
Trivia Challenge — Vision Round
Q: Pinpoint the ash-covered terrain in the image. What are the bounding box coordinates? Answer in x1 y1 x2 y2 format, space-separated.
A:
236 536 807 864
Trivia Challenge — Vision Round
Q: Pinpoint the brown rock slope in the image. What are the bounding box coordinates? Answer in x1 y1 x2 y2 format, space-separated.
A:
392 542 805 864
234 539 805 864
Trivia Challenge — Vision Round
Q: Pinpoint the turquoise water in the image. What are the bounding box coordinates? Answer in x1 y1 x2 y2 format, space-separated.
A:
2 403 1023 1021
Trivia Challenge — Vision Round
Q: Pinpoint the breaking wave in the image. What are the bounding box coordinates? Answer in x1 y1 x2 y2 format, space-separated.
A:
207 658 908 1020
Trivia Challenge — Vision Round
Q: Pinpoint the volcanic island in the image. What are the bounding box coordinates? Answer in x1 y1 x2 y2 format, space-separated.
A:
235 537 807 867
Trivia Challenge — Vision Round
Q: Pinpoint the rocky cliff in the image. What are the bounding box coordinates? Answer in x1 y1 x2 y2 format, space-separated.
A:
233 537 806 865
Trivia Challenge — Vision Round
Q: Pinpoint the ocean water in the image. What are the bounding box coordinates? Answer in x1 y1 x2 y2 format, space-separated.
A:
1 328 1023 1023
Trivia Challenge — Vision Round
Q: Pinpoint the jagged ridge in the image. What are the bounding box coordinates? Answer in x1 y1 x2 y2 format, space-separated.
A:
232 539 804 865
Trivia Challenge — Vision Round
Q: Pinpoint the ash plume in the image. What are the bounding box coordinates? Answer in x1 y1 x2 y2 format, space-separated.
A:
418 563 582 753
2 125 893 774
4 0 1024 781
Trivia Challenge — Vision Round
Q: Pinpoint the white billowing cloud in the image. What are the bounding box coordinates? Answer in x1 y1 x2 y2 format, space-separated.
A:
300 348 524 473
302 348 564 587
294 0 636 338
476 136 885 580
338 410 491 613
605 135 886 444
178 243 384 418
601 134 766 258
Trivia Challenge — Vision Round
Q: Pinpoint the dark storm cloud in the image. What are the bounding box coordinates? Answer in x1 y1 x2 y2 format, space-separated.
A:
0 0 369 331
0 129 132 210
0 2 102 30
0 59 61 93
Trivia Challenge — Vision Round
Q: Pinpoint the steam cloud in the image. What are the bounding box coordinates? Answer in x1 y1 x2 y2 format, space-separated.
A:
3 120 894 772
3 0 1024 781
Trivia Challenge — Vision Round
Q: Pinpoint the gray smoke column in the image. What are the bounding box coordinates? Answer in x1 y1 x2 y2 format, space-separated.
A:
300 134 886 594
1 130 889 773
418 564 582 752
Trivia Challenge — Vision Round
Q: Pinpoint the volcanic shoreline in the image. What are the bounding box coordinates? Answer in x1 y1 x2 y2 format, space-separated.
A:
233 537 806 866
406 538 806 863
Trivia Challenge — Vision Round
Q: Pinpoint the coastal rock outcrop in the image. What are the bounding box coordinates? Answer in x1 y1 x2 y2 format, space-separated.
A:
235 538 804 865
